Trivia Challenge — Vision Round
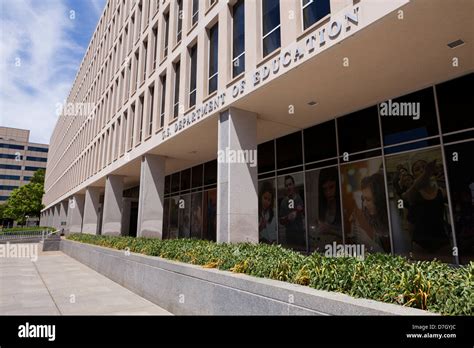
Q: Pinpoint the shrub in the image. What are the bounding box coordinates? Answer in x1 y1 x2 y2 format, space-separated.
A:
66 233 473 315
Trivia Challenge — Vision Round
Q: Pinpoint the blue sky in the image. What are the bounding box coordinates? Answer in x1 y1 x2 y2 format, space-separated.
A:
0 0 106 144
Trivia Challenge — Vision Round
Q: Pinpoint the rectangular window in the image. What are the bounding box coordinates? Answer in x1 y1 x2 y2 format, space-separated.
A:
163 12 170 58
121 112 127 155
142 39 148 82
189 44 197 107
302 0 330 30
208 23 218 94
232 0 245 77
192 0 199 26
152 26 158 70
138 94 145 143
176 0 183 43
136 1 142 41
129 103 136 148
262 0 281 57
148 85 155 135
173 61 181 118
160 74 167 128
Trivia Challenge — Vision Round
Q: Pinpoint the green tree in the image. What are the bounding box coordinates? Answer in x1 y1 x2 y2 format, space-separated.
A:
30 169 45 185
4 174 45 225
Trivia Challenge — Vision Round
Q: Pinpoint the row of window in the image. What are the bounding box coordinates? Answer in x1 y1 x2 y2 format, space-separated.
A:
0 185 19 191
0 144 48 152
49 0 331 194
0 175 31 181
161 73 473 265
0 164 45 172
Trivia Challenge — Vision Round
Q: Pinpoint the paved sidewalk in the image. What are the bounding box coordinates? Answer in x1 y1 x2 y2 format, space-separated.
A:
0 243 171 315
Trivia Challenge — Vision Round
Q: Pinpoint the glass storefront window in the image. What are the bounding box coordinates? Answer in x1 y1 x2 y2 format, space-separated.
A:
178 194 191 238
305 166 342 253
258 179 278 244
380 87 439 146
277 172 306 251
190 192 203 239
337 106 381 156
258 140 275 173
386 147 453 263
276 131 303 169
340 157 391 253
436 73 474 134
444 141 474 264
304 119 337 163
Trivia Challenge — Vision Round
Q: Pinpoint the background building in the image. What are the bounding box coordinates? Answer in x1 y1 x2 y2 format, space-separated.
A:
42 0 473 265
0 127 48 202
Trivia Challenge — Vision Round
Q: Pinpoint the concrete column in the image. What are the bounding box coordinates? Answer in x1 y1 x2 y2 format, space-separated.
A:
68 194 85 233
53 205 60 231
83 187 101 234
217 107 258 243
102 175 124 236
59 200 68 233
137 154 166 238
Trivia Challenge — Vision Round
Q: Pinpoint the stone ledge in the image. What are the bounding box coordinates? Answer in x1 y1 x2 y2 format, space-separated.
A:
60 239 437 316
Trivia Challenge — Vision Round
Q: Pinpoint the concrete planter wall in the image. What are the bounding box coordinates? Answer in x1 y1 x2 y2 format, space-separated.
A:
60 239 435 316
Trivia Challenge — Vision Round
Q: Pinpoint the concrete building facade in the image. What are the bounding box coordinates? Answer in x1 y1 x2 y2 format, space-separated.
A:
42 0 473 265
0 127 48 203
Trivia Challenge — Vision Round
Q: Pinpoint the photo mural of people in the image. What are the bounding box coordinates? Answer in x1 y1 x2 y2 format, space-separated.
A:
277 173 306 251
203 189 217 241
258 179 277 244
169 196 179 239
190 192 203 239
305 167 342 252
178 194 191 238
340 158 391 253
386 147 453 262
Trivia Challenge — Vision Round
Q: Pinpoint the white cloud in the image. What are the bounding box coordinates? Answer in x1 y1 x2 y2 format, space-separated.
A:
0 0 102 144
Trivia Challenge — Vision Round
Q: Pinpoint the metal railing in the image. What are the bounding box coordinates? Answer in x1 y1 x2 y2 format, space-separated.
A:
0 229 57 243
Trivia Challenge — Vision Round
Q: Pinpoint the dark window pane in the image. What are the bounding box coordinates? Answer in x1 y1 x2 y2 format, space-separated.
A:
209 24 218 76
340 157 391 253
232 54 245 77
303 0 330 30
386 147 454 263
304 119 337 163
191 164 203 188
171 172 180 193
204 160 217 186
233 0 245 57
258 140 275 173
306 166 342 253
189 44 197 106
259 179 278 243
276 131 303 169
380 87 439 146
164 175 171 195
277 172 306 251
262 0 280 36
262 27 281 57
436 73 474 133
337 106 380 155
445 140 474 265
208 74 218 94
180 168 191 191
